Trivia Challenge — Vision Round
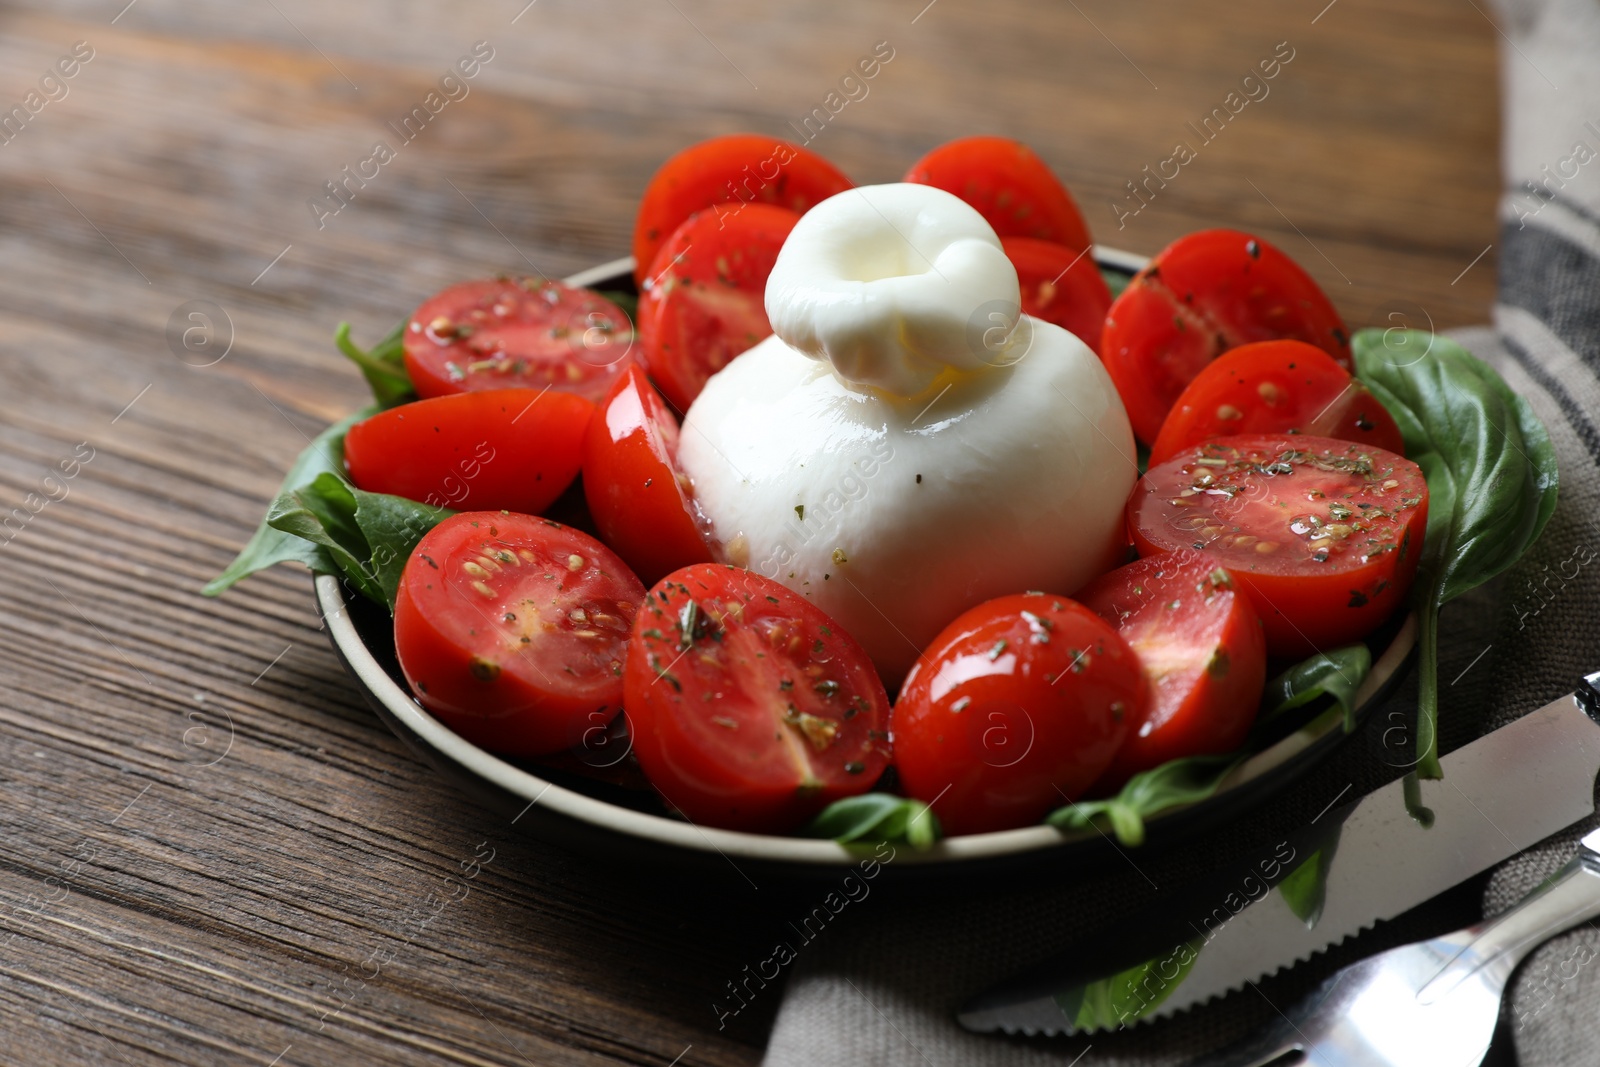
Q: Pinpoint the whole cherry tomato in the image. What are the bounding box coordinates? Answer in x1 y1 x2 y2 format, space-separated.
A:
893 593 1145 836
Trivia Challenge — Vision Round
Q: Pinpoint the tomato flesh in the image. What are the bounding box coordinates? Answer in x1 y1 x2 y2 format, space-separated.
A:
639 203 800 413
1102 230 1351 444
623 564 891 832
582 365 712 585
631 134 852 288
892 594 1145 836
904 136 1093 254
344 388 592 514
1149 341 1404 466
1075 556 1266 792
1128 434 1428 657
1001 236 1112 354
394 513 647 758
402 278 636 405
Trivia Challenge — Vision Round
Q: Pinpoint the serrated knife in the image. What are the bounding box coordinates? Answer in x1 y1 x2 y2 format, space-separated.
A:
958 673 1600 1037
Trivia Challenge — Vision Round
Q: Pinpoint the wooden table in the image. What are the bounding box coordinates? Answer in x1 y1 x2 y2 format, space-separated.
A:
0 1 1499 1063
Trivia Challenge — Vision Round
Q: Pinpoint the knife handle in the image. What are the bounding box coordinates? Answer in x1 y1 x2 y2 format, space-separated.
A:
1415 826 1600 1005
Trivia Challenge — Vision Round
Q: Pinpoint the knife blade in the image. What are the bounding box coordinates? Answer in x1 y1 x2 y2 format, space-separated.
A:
958 677 1600 1037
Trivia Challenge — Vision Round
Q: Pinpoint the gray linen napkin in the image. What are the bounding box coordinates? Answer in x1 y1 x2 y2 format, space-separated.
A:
761 0 1600 1062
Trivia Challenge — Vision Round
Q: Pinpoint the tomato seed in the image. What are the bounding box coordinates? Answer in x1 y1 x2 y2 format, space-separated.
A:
1255 541 1280 554
567 554 585 571
471 580 497 598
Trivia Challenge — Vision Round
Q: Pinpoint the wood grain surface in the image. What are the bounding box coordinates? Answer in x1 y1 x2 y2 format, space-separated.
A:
0 0 1499 1063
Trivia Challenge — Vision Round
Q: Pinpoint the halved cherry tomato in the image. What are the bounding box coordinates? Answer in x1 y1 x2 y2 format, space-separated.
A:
1128 434 1428 657
631 134 853 288
582 365 712 585
904 136 1093 254
394 513 646 758
402 278 636 405
1150 341 1403 466
1102 230 1351 444
1001 236 1112 354
892 594 1145 836
638 203 800 413
622 564 890 833
345 388 592 514
1075 556 1266 792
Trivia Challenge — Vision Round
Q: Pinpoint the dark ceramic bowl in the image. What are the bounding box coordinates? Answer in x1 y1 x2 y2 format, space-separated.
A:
319 250 1417 885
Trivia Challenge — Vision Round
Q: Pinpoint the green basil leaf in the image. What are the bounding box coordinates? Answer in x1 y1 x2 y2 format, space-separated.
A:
267 472 384 603
1046 754 1243 847
1055 937 1204 1031
266 471 454 610
349 488 454 603
1099 266 1132 302
1261 645 1372 734
202 406 375 596
1353 329 1559 778
803 793 942 849
335 319 414 408
1278 844 1334 927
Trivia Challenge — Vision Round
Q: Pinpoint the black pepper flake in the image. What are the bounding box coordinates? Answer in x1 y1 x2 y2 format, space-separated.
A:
1348 589 1369 608
988 639 1008 661
795 504 805 520
844 761 865 775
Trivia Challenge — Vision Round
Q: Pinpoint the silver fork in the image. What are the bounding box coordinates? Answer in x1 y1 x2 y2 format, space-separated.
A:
1184 826 1600 1067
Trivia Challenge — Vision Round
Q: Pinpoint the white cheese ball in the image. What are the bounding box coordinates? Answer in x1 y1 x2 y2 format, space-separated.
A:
679 320 1137 683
